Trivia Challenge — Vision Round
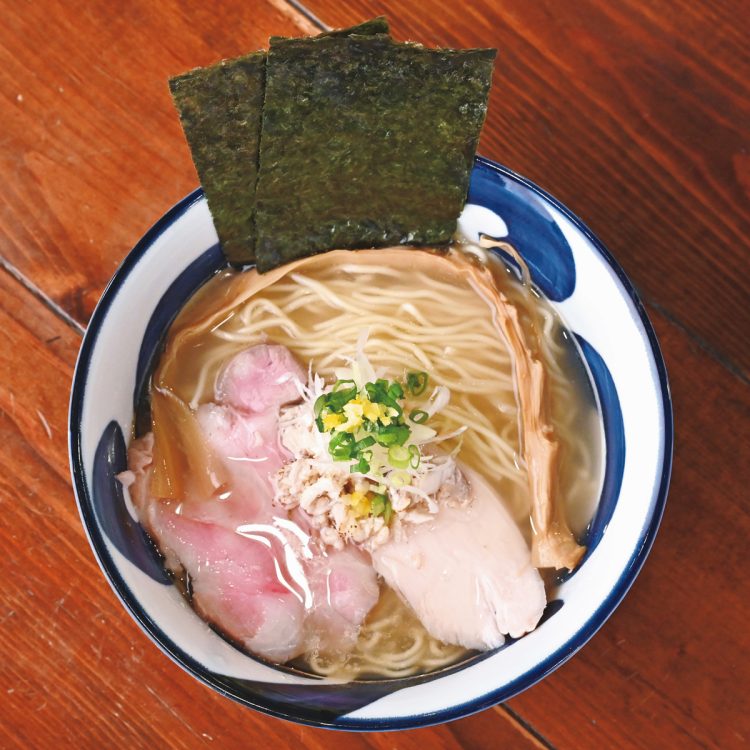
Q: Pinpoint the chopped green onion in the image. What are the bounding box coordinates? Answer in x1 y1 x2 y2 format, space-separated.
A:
314 394 327 417
388 445 410 469
364 379 403 416
333 379 356 392
316 373 431 473
314 383 358 420
406 371 428 396
374 423 410 447
383 501 393 524
408 444 420 469
388 382 404 400
329 431 354 461
364 381 385 402
327 387 357 412
389 400 404 417
370 493 387 516
393 425 410 445
354 436 376 451
350 456 370 474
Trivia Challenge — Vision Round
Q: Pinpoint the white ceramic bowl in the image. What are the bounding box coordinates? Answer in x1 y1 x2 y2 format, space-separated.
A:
69 156 672 730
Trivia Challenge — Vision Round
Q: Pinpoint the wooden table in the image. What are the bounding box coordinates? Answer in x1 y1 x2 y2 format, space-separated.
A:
1 1 748 748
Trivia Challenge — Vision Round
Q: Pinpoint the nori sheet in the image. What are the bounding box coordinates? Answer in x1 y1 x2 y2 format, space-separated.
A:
269 17 389 45
254 35 496 272
169 18 390 265
169 52 265 264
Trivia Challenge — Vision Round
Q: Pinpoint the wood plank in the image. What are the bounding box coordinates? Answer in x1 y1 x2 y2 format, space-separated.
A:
0 0 316 323
1 3 748 746
3 260 748 748
0 270 541 749
288 0 750 377
507 307 750 750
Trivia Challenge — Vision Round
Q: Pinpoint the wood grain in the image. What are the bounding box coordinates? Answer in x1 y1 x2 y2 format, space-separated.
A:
0 0 314 323
508 309 750 750
0 269 541 750
1 0 749 748
282 0 750 378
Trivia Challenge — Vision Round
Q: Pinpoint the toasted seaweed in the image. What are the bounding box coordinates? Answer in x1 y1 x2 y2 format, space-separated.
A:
169 19 391 265
320 16 389 37
269 17 389 45
254 35 496 272
169 52 265 264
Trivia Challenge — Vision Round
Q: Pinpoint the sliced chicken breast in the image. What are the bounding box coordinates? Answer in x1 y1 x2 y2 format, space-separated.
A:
372 466 546 650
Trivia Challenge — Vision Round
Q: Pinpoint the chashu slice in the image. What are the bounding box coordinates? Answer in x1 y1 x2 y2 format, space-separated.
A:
371 467 546 650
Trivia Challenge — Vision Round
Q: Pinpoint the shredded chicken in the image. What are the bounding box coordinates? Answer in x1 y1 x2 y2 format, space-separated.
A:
273 399 469 552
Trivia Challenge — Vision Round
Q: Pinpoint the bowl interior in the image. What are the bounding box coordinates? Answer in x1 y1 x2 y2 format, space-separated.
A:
69 157 671 730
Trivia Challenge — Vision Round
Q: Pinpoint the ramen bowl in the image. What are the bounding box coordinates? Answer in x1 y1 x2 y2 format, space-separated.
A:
69 156 672 730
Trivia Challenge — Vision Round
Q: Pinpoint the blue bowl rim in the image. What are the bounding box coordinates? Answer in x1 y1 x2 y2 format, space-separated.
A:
68 155 673 731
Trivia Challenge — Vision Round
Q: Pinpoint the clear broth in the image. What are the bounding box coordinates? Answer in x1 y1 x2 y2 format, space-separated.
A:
144 246 603 679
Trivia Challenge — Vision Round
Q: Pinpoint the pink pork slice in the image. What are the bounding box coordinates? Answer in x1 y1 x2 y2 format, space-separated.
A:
305 546 381 655
187 403 287 526
158 342 300 529
144 501 308 662
216 344 304 413
125 344 379 663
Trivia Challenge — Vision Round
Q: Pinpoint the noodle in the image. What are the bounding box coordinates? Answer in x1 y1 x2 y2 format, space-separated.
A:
302 587 467 680
152 246 603 679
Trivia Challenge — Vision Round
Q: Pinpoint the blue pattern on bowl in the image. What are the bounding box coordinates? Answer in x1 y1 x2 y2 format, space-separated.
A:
207 647 497 725
468 157 576 301
576 335 626 559
92 421 171 584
